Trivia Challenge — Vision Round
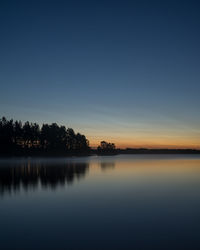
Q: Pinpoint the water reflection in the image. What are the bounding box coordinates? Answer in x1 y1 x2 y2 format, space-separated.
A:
0 159 89 195
1 156 200 250
100 162 115 171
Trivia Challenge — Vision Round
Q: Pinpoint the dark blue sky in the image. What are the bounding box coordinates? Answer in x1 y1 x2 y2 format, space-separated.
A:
1 0 200 148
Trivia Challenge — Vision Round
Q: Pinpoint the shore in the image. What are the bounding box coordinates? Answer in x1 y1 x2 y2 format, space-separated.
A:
0 148 200 158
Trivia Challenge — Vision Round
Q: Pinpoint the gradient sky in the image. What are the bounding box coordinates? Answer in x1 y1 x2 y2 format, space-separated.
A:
0 0 200 148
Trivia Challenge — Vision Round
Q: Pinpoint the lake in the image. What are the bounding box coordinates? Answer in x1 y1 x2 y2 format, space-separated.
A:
1 155 200 250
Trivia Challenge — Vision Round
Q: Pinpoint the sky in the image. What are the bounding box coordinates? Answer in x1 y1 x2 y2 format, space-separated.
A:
0 0 200 149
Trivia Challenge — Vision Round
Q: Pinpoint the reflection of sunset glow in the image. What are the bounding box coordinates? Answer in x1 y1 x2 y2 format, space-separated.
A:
89 157 200 180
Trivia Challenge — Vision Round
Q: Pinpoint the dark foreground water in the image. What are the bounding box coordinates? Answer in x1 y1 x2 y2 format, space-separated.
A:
1 155 200 250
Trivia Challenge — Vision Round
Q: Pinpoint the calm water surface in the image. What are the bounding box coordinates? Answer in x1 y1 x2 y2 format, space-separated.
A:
1 155 200 250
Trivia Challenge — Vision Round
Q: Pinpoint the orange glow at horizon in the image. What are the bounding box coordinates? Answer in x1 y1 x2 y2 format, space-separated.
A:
74 118 200 150
88 136 200 149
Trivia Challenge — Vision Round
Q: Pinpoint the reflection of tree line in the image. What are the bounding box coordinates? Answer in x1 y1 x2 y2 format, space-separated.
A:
0 160 116 196
100 162 115 171
0 161 89 195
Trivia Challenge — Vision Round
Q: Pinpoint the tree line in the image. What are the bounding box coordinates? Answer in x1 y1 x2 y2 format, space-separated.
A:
0 117 90 156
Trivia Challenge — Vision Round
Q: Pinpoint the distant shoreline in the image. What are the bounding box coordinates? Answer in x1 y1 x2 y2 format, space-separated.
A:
0 149 200 158
112 148 200 155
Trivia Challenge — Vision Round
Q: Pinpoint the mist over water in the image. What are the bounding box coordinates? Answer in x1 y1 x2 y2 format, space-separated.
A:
1 155 200 250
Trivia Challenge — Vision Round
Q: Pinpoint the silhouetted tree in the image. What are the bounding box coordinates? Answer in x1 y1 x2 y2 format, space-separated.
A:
23 121 32 148
0 117 14 153
13 120 23 145
66 128 76 150
97 141 116 155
